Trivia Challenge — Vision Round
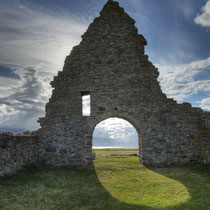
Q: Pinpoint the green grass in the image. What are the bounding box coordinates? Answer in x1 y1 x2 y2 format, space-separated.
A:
93 148 139 156
0 149 209 210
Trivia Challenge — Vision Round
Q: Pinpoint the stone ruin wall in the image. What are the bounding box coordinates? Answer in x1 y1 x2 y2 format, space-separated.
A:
1 109 208 178
37 0 210 167
0 133 37 177
0 112 209 177
1 109 210 177
0 0 210 177
201 112 210 163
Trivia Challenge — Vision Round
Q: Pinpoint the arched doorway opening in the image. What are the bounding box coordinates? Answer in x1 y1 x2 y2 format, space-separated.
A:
92 117 140 158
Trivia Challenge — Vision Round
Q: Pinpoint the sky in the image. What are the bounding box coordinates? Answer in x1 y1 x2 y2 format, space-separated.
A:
0 0 210 147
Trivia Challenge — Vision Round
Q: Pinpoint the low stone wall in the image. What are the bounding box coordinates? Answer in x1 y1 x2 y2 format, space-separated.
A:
0 133 38 177
201 112 210 163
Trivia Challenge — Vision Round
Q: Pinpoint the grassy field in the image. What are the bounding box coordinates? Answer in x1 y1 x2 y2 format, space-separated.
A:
93 148 139 156
0 149 209 209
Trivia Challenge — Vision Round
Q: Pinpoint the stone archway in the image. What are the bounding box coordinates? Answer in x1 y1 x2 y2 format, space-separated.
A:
92 117 142 161
37 0 207 167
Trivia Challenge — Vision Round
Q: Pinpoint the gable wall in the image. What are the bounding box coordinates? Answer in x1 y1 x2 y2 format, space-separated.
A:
37 1 209 167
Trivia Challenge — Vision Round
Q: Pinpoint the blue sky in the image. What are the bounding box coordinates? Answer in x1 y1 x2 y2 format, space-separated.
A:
0 0 210 147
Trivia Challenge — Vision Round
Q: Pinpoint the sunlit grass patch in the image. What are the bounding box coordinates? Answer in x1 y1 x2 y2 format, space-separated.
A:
94 156 190 208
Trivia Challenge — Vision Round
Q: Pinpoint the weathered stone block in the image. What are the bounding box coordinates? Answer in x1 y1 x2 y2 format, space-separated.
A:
34 0 210 168
45 147 57 152
59 149 68 154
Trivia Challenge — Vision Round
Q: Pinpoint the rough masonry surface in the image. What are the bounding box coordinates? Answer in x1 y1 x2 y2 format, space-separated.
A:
37 0 210 167
0 0 210 177
0 133 37 177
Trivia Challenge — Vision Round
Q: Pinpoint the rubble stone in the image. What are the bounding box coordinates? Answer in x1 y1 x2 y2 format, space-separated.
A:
0 1 210 177
0 133 37 177
37 0 210 167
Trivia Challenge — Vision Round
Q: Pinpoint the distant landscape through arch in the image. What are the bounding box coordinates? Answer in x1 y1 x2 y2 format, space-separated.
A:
92 117 139 151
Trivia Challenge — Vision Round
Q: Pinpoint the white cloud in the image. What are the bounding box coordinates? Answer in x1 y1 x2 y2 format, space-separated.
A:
0 0 88 73
194 0 210 27
82 95 91 116
0 0 89 132
0 67 52 132
157 57 210 102
200 98 210 111
93 118 138 145
0 77 21 98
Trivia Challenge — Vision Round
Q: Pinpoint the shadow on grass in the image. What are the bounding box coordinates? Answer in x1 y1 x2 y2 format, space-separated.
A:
0 164 151 210
0 163 210 209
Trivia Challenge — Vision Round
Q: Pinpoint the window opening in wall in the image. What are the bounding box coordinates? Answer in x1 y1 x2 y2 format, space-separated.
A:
82 92 91 116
